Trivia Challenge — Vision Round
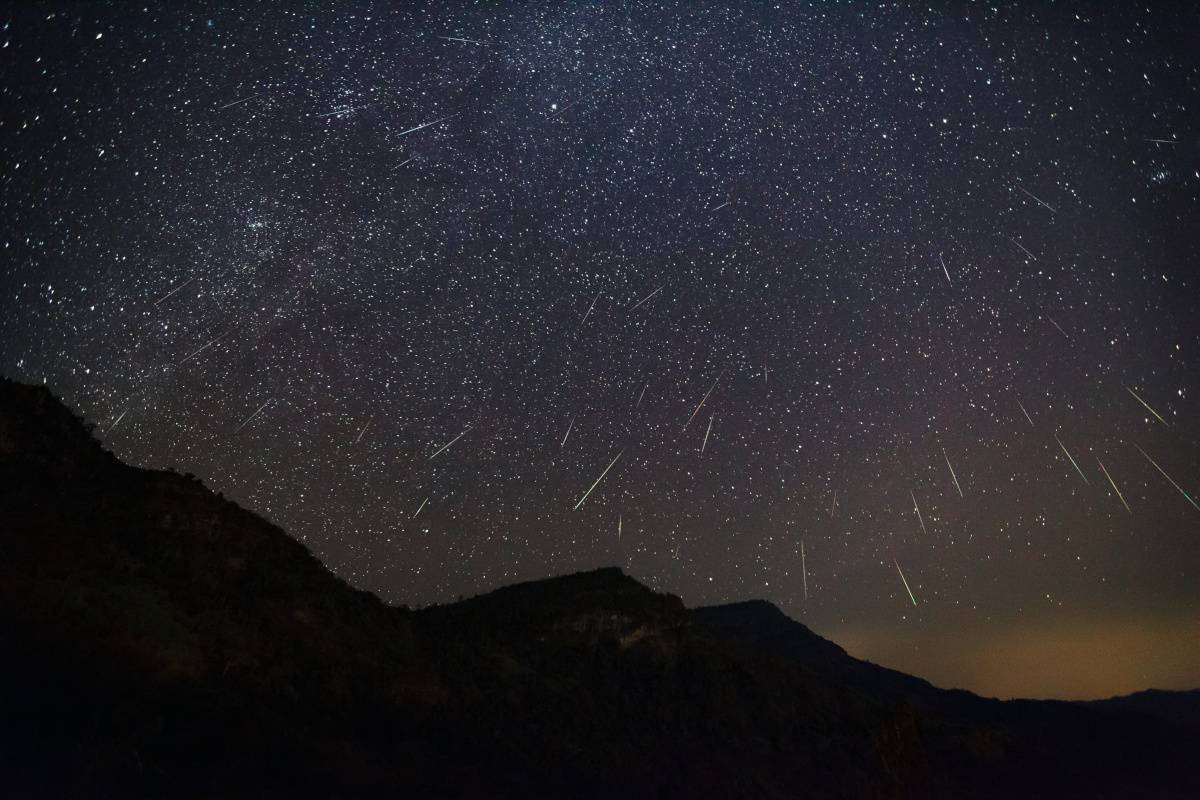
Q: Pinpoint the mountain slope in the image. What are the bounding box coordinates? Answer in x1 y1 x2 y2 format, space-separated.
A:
0 378 1195 799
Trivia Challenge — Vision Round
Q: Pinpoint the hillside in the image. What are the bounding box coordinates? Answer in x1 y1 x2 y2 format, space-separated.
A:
0 377 1195 798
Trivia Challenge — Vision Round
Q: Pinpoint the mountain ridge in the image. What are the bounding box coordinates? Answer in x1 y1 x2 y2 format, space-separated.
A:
0 377 1195 798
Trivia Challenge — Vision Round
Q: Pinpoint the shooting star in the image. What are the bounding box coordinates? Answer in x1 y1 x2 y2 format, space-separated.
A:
1146 138 1176 145
397 112 459 138
801 538 808 600
561 415 575 448
178 330 229 365
911 491 928 535
412 497 429 519
315 103 375 118
579 290 600 328
218 93 262 110
1047 316 1071 340
1125 386 1168 426
700 414 714 456
428 425 471 460
943 448 964 497
438 35 494 45
617 514 622 541
939 253 952 285
1017 184 1057 213
153 276 194 306
708 200 730 213
1055 433 1090 485
550 85 606 117
106 408 129 433
1009 236 1037 261
574 449 624 510
682 367 725 431
1016 397 1035 427
830 489 838 518
1096 457 1131 513
628 285 663 313
354 415 374 444
1135 443 1200 513
895 558 917 606
233 399 272 434
636 383 648 408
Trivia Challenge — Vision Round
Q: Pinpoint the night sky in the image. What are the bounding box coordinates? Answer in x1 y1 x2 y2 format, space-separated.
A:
2 2 1198 700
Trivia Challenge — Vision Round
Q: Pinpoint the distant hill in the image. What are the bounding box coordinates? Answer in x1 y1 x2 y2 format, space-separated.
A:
0 377 1196 798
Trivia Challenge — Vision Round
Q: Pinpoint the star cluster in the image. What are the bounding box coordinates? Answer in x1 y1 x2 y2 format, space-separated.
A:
2 2 1198 699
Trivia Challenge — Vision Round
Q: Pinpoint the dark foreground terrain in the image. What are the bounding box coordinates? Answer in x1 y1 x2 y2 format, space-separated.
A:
0 377 1196 798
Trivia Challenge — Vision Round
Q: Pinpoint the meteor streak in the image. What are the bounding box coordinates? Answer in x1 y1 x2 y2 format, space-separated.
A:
700 414 714 455
1055 434 1090 485
1017 184 1056 213
895 558 917 606
943 448 964 497
574 449 624 510
1096 457 1131 513
939 253 952 284
1135 443 1200 513
412 497 429 518
428 425 471 460
628 285 662 313
801 539 808 600
1009 236 1036 260
579 291 600 327
1016 397 1034 427
911 491 928 535
1125 386 1168 426
561 415 575 448
397 113 458 138
233 399 272 433
154 276 194 305
683 368 725 430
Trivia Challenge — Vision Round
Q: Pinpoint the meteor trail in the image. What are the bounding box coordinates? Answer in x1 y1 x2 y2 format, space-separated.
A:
1125 386 1168 426
438 35 494 45
561 415 575 448
1135 443 1200 513
617 514 622 541
178 331 229 364
1096 457 1131 513
355 415 374 443
579 291 600 327
939 253 952 284
830 489 838 518
218 93 262 110
574 449 624 510
1017 184 1056 213
1055 434 1090 485
943 448 963 497
233 399 272 433
1016 398 1035 427
895 558 917 606
412 497 429 519
154 276 194 305
428 425 471 460
700 413 714 455
628 285 662 313
709 200 730 212
801 539 808 600
911 491 928 535
397 113 458 138
1009 236 1036 260
683 368 725 431
106 408 128 433
636 383 648 408
1047 316 1070 340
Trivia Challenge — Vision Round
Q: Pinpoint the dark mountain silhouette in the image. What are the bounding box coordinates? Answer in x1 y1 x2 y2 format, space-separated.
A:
0 376 1195 799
